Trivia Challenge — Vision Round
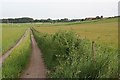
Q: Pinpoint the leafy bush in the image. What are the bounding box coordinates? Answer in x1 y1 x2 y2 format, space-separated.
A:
33 29 118 79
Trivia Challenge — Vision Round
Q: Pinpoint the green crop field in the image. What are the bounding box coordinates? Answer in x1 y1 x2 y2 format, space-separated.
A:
33 18 118 48
2 24 29 55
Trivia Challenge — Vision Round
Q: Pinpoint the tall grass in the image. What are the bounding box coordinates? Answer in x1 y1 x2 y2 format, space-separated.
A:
2 29 31 78
2 24 28 54
33 29 118 79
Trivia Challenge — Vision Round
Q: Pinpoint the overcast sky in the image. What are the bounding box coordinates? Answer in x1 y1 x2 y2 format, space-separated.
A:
0 0 119 19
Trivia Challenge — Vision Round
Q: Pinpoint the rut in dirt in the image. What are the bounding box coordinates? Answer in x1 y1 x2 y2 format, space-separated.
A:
21 30 46 78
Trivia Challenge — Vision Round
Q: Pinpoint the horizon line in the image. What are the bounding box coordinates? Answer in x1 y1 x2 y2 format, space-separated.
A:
0 15 118 20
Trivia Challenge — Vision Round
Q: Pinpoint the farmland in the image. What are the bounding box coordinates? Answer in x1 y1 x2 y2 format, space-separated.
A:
2 24 29 55
1 18 118 79
33 18 118 48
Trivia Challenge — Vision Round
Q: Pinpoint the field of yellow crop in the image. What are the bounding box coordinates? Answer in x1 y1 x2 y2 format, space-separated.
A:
33 18 118 48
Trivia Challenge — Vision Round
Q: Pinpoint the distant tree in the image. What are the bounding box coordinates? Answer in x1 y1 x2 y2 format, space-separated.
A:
96 16 101 19
101 16 103 18
81 19 85 21
1 17 33 23
34 19 40 22
47 18 53 23
60 18 69 22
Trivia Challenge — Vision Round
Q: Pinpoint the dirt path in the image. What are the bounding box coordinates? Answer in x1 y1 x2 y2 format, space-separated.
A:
0 29 28 67
21 30 46 78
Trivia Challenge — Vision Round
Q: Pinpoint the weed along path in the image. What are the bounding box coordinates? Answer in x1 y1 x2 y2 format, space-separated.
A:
21 30 46 78
0 29 28 66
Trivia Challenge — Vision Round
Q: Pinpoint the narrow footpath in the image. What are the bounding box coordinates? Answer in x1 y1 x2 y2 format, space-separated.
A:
21 30 46 78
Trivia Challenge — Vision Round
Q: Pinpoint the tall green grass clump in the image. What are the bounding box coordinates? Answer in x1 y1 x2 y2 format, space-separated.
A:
33 29 118 79
2 30 31 78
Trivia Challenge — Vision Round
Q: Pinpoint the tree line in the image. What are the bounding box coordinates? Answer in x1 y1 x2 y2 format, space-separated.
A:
1 17 33 23
0 16 119 23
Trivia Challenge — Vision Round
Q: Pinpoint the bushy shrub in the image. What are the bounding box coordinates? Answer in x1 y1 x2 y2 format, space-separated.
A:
33 29 118 79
